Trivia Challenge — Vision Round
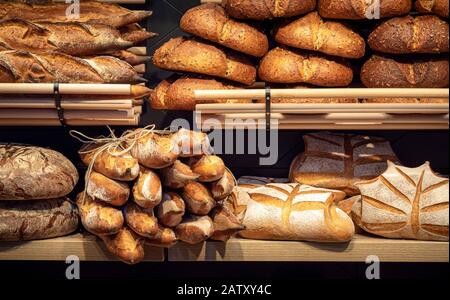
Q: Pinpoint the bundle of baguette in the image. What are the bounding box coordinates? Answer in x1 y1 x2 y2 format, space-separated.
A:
75 128 244 264
0 144 79 241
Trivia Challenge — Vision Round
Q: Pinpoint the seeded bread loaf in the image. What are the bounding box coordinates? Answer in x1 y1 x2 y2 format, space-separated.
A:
318 0 412 19
415 0 449 18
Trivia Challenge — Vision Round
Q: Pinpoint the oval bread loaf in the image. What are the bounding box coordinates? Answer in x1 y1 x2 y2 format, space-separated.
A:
86 171 130 207
189 155 226 182
156 192 186 228
100 227 145 265
175 215 215 245
182 182 217 215
132 168 162 209
130 133 179 169
415 0 449 18
124 202 159 238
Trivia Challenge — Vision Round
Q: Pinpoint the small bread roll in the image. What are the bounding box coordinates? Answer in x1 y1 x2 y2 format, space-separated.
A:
211 169 236 200
124 202 159 238
171 128 212 157
175 215 215 245
160 160 200 189
145 225 179 248
210 205 245 242
76 192 124 236
189 155 226 182
100 227 145 265
133 167 162 209
86 171 130 207
80 143 139 181
130 133 179 169
156 192 186 228
182 181 216 215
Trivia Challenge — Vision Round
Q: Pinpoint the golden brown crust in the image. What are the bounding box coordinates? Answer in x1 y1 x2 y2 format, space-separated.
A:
152 37 257 85
211 169 236 200
182 181 217 215
180 4 269 57
130 133 179 169
124 202 159 238
160 160 200 189
415 0 449 18
189 155 226 182
175 215 215 244
145 224 179 248
361 55 449 88
86 171 130 207
258 47 353 86
156 192 186 228
132 167 162 209
274 12 365 59
210 205 245 241
100 227 145 265
368 15 449 54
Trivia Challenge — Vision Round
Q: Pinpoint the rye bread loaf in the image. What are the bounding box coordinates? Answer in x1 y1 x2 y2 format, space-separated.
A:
274 12 366 59
318 0 412 19
258 47 353 86
361 55 449 88
180 4 269 57
0 144 78 200
0 198 79 241
152 37 257 85
222 0 316 20
368 15 449 54
415 0 449 18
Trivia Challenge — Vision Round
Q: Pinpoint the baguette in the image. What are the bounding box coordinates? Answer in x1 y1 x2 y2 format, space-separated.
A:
318 0 412 19
152 37 257 85
274 12 365 59
0 51 146 84
160 160 200 189
86 171 130 207
189 155 226 182
415 0 449 18
100 227 145 265
258 47 353 86
150 76 250 111
0 0 152 28
368 15 449 54
145 225 179 248
124 202 159 238
222 0 316 20
361 55 449 88
171 128 213 157
210 205 245 242
182 182 217 216
0 144 78 201
0 198 78 241
180 4 269 57
119 24 157 44
156 192 186 228
132 168 162 209
175 215 215 245
211 169 236 200
130 133 179 169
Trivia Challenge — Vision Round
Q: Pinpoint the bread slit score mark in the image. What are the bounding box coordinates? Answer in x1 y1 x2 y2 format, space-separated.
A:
379 175 411 205
421 223 449 236
421 201 449 213
362 195 408 215
411 170 425 235
422 179 449 194
394 166 417 186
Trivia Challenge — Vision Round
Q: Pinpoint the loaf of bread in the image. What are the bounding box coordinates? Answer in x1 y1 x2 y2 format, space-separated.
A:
182 182 217 215
415 0 449 18
368 15 449 54
76 192 124 236
109 50 151 66
132 168 162 209
211 169 236 200
100 227 145 265
361 55 449 88
258 47 353 86
119 24 157 44
222 0 316 20
130 133 179 169
160 160 200 189
0 1 152 28
175 215 215 245
156 192 186 228
0 19 136 56
0 198 79 241
239 183 355 242
353 161 449 241
171 128 213 157
0 51 146 84
289 132 400 196
0 144 78 200
274 12 365 59
86 171 130 207
80 144 140 182
318 0 412 19
124 202 159 238
189 155 226 182
210 205 245 241
145 225 179 248
180 4 269 57
152 37 257 85
150 76 250 111
237 176 289 191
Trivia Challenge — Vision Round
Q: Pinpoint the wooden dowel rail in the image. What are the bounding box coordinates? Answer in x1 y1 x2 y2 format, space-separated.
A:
0 84 133 95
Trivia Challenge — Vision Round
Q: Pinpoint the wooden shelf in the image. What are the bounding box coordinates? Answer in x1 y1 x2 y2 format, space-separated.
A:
168 234 449 263
0 234 164 262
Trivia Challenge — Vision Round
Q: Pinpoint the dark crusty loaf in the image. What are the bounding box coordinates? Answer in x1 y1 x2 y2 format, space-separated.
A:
318 0 412 19
0 144 78 200
258 47 353 87
180 4 269 57
0 50 146 84
150 76 251 110
153 37 257 85
222 0 316 20
361 55 449 88
415 0 449 18
368 15 449 54
274 12 365 59
0 198 79 241
0 0 152 28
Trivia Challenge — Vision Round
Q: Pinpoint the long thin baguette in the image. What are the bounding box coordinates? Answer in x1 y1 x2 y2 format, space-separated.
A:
368 15 449 54
153 37 257 85
0 0 152 28
415 0 449 18
0 50 146 84
318 0 412 19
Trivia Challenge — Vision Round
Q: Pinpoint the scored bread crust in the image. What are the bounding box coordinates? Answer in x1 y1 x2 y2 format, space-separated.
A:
415 0 449 18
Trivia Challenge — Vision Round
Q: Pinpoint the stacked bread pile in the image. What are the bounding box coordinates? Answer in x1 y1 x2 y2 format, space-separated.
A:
0 0 156 125
0 144 79 242
76 128 243 264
